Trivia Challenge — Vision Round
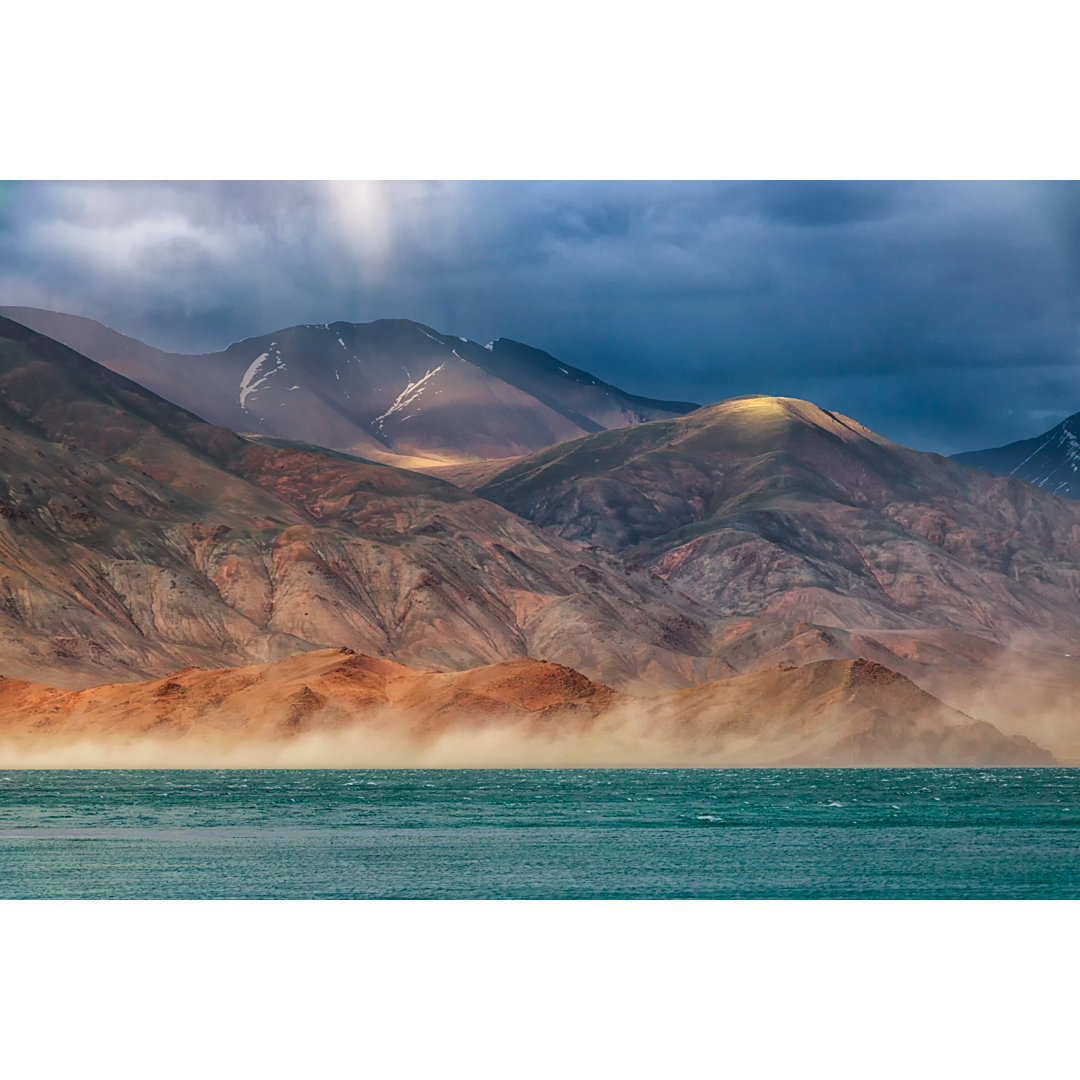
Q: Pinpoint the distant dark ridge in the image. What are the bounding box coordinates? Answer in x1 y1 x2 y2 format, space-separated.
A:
952 412 1080 500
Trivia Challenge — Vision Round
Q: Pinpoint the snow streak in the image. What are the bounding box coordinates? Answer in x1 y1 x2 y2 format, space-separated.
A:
373 365 445 431
238 346 286 411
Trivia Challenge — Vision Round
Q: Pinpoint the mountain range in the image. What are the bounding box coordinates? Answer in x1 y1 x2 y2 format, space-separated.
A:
2 308 1080 765
0 306 697 466
461 395 1080 645
0 314 722 697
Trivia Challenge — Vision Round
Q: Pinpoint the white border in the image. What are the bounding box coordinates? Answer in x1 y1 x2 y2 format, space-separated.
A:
6 2 1079 179
4 900 1078 1078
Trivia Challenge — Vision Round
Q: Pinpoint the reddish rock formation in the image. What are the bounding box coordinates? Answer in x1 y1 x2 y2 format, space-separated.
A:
0 650 1052 768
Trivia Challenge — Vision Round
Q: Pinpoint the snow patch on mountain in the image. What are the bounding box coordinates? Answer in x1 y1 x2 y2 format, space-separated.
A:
1060 425 1080 463
239 346 286 411
373 365 446 432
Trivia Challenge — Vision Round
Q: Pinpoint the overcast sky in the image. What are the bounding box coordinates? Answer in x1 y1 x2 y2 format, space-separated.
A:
2 179 1078 454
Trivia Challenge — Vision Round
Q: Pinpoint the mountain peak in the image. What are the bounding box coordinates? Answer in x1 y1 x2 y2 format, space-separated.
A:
0 307 697 466
695 395 892 442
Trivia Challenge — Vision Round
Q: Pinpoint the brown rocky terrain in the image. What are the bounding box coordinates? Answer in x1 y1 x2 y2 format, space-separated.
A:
0 315 716 692
0 307 697 465
0 649 1051 768
469 394 1080 648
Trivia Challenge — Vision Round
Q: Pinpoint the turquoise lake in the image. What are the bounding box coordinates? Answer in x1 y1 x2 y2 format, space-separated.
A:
2 768 1079 899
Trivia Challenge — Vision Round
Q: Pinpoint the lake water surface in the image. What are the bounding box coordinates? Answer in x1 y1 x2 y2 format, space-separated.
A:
2 768 1079 899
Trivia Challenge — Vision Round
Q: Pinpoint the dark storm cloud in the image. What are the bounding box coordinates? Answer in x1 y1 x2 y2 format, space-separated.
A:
1 179 1078 453
736 180 904 227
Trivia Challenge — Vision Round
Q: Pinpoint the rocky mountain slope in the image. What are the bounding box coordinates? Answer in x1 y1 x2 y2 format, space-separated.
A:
952 411 1080 499
466 394 1080 647
0 307 697 465
0 315 717 692
0 648 1051 767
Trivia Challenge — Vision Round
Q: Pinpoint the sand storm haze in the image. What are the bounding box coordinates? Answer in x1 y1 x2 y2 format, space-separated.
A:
0 649 1053 769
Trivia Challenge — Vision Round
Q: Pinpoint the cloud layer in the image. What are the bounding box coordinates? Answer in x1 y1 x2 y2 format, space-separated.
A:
2 180 1078 452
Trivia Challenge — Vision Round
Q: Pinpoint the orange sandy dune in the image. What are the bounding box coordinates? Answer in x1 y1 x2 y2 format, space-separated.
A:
0 650 1052 769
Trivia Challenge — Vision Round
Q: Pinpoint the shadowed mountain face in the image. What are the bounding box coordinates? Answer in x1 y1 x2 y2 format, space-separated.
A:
0 315 717 691
0 650 1052 768
952 412 1080 500
468 395 1080 646
0 307 697 465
